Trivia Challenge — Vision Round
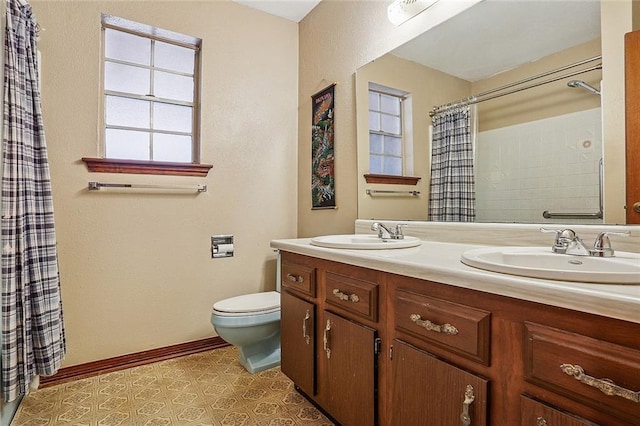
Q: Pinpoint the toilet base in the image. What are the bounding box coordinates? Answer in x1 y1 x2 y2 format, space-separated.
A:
236 332 281 374
238 345 281 374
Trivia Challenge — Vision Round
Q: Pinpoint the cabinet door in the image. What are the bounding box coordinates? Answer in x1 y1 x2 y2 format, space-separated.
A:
321 311 376 426
521 396 599 426
391 339 488 426
281 291 315 396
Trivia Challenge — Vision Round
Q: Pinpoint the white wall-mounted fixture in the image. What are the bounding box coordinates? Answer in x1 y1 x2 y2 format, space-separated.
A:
387 0 441 25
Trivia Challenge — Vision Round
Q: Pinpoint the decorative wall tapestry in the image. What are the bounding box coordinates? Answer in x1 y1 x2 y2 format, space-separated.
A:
311 83 336 209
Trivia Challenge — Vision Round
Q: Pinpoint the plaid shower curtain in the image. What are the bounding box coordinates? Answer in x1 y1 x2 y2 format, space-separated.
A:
1 0 65 402
428 105 476 221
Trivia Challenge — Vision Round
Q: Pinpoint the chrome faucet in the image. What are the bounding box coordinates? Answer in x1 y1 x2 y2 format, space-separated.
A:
540 228 581 254
371 222 406 240
589 231 631 257
540 228 631 257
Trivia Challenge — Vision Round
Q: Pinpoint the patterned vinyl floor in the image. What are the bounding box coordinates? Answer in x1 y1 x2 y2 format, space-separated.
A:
12 346 334 426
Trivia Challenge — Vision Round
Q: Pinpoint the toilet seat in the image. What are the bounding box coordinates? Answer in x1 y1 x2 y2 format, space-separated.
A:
212 291 280 317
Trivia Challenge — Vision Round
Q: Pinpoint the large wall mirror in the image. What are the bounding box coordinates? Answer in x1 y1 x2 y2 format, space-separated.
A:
356 0 617 224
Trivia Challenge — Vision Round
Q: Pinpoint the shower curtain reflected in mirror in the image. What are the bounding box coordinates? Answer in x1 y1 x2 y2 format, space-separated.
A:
428 104 476 222
1 0 65 403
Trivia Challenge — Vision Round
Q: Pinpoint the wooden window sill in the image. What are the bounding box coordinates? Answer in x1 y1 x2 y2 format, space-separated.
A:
363 174 421 185
82 158 212 177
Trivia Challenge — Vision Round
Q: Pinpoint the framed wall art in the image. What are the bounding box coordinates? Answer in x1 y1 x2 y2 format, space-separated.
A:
311 83 336 209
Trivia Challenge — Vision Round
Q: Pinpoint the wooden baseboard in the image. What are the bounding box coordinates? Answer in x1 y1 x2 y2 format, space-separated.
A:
39 336 229 388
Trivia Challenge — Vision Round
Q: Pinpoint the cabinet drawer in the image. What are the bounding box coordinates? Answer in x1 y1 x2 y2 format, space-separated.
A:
524 322 640 425
325 272 378 322
395 289 491 365
281 260 316 297
521 396 599 426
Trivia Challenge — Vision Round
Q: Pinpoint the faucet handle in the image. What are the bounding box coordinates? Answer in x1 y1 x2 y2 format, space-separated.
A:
590 231 631 257
395 224 408 239
540 228 577 253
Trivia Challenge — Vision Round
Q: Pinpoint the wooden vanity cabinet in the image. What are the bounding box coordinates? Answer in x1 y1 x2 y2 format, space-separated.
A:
279 253 383 426
279 251 640 426
390 339 488 425
280 291 316 396
319 269 381 426
280 254 317 398
319 310 377 426
520 396 599 426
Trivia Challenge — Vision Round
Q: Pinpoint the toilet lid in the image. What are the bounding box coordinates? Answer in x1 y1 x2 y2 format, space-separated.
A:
212 291 280 314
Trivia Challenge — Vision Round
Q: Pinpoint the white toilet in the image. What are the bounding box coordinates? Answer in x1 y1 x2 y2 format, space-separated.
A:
210 257 281 374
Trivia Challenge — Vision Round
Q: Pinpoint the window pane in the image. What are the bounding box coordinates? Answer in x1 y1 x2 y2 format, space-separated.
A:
106 95 150 129
380 94 400 115
104 29 150 65
368 92 380 110
369 111 380 132
105 62 150 95
383 157 402 175
154 71 193 102
369 133 383 154
155 41 195 74
381 114 401 135
370 154 383 174
153 103 192 132
153 133 192 162
384 136 402 156
105 129 150 160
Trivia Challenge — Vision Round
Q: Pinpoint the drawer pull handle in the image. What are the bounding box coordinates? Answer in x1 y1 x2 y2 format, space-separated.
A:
302 310 311 345
332 288 360 303
286 273 304 283
560 363 640 403
536 417 548 426
460 384 475 426
410 314 459 335
323 319 332 359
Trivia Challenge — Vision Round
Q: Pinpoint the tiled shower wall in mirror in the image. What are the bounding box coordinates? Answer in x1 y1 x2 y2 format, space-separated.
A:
476 108 602 224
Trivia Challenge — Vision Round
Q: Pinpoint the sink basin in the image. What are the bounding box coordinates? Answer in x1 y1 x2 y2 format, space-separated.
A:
461 246 640 284
310 234 421 250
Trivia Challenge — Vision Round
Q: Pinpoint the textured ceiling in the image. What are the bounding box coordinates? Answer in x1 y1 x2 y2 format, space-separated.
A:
231 0 321 22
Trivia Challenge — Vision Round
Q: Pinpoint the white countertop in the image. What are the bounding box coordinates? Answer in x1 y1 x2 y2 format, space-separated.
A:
271 237 640 325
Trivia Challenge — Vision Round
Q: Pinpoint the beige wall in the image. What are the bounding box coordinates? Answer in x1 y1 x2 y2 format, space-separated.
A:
299 0 633 230
31 1 298 367
474 39 602 132
355 54 470 221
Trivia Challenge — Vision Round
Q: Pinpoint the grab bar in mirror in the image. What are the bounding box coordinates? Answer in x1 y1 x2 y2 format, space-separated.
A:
542 158 603 220
542 211 603 219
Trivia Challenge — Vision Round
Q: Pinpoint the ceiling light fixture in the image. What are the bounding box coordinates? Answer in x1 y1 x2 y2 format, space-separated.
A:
387 0 441 26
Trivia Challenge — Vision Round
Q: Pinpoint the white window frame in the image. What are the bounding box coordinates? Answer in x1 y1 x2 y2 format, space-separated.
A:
368 83 413 177
88 15 208 176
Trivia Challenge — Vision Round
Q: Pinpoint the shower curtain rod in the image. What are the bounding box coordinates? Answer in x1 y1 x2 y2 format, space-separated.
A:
429 55 602 117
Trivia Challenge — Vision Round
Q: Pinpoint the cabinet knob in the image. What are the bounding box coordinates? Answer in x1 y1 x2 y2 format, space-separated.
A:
323 320 332 359
332 288 360 303
560 363 640 403
536 417 548 426
302 310 311 345
459 384 475 426
286 273 304 283
410 313 459 335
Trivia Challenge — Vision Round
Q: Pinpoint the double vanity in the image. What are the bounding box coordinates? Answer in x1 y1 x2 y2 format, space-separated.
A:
271 220 640 426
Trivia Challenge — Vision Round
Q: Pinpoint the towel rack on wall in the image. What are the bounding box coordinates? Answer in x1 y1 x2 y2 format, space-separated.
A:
366 189 420 196
88 181 207 193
